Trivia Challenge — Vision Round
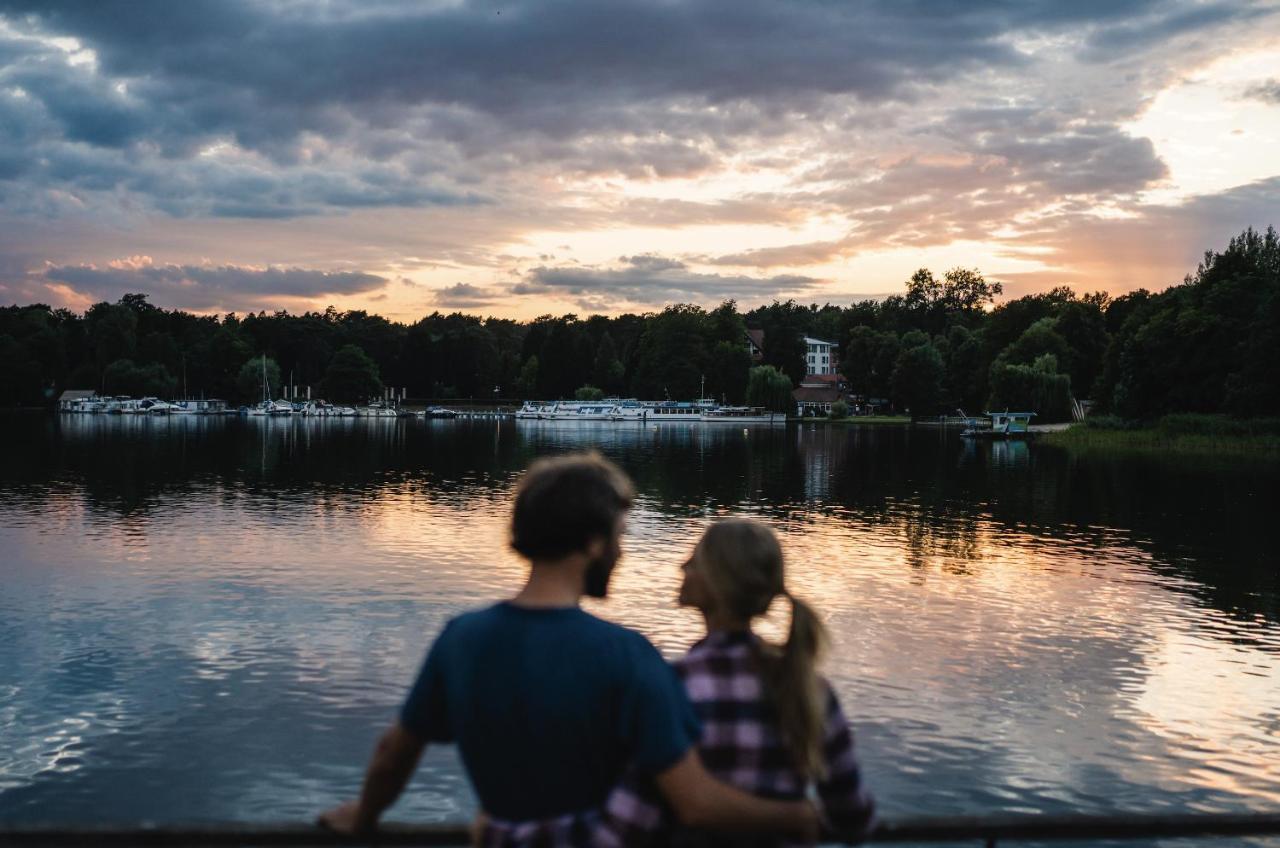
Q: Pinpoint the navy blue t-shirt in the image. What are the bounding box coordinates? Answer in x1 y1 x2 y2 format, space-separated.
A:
400 602 700 820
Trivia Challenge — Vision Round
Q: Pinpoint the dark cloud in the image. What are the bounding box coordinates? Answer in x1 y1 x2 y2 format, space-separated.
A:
434 282 498 308
0 0 1262 221
1084 1 1264 54
517 254 820 308
40 260 388 311
1243 79 1280 105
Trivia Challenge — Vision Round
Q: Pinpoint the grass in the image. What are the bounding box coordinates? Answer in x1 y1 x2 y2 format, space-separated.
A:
1042 414 1280 458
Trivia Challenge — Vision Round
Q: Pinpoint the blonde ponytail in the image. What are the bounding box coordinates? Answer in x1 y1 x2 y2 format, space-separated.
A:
770 592 829 780
694 520 830 779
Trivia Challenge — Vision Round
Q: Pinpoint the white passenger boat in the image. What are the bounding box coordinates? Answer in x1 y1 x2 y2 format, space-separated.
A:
700 406 785 425
648 401 707 421
515 401 552 419
541 402 622 421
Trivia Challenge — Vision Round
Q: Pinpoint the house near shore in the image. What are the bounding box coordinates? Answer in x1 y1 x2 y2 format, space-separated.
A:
794 373 847 416
745 328 765 362
804 336 837 376
57 389 97 411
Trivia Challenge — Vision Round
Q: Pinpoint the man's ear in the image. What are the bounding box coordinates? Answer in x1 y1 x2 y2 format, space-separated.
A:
583 535 607 561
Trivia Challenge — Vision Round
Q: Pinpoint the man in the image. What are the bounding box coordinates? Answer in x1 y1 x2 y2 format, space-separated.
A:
320 452 818 844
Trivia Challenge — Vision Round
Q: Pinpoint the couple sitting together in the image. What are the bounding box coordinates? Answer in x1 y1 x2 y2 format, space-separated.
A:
320 453 875 846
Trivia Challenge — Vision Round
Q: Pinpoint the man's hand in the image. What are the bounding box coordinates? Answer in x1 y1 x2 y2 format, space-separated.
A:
318 799 375 835
655 749 820 840
317 723 426 838
797 797 823 844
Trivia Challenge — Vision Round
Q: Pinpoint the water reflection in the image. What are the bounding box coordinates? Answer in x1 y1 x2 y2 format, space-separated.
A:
0 414 1277 828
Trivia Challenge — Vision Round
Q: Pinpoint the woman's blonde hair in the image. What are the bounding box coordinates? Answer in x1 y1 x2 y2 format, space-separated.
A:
694 518 829 779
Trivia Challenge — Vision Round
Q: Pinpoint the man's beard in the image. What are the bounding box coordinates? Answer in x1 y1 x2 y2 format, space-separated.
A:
583 556 615 598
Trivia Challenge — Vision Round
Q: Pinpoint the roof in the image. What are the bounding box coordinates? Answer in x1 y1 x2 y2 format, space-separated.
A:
745 328 765 350
58 389 97 401
792 386 845 403
800 373 841 386
804 336 837 346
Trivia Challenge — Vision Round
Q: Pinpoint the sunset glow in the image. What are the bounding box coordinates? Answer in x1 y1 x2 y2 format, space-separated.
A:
1 3 1278 319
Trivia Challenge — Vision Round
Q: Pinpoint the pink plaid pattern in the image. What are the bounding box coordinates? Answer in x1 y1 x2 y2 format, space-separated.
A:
480 630 875 846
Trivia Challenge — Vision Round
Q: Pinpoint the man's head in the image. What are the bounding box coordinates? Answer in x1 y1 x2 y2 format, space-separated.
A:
510 452 635 598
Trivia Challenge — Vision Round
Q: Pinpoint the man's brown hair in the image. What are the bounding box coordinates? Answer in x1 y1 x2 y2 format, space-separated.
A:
510 452 635 561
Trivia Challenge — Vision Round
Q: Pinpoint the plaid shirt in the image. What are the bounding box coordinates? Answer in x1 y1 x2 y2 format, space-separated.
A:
480 630 875 847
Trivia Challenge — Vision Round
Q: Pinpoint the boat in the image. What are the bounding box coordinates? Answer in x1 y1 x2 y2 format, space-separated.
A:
515 401 552 419
700 406 785 425
541 402 622 421
424 406 458 419
648 401 707 421
356 402 399 418
961 411 1035 438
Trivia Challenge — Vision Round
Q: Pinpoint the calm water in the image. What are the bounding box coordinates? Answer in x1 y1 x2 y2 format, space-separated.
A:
1 413 1278 833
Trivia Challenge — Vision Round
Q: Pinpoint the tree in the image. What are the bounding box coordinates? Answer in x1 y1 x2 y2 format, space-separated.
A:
322 345 383 404
103 359 177 398
988 354 1073 422
631 304 711 400
591 332 625 395
746 365 794 413
891 342 944 416
515 356 539 399
236 356 282 403
829 399 850 419
574 385 605 400
708 341 751 404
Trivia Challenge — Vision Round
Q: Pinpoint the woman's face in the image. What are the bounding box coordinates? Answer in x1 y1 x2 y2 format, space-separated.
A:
677 549 715 611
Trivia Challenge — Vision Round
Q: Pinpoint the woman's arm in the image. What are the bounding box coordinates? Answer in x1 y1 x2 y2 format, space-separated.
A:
815 690 876 842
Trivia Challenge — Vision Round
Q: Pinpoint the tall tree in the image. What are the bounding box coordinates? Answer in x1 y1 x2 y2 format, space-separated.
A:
322 345 383 404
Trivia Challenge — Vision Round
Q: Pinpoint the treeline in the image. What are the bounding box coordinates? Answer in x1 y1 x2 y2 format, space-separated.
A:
1 228 1275 420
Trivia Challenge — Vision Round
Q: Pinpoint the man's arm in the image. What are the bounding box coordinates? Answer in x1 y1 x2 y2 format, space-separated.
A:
653 749 819 841
318 722 427 834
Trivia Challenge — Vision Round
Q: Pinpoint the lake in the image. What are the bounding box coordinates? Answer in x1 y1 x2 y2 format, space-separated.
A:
1 413 1277 834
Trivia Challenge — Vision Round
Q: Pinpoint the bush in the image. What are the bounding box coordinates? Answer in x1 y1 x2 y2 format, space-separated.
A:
574 385 605 401
829 400 850 419
1158 413 1280 438
1084 414 1142 431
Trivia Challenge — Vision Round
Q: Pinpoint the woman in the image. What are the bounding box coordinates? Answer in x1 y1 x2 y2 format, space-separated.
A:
481 518 875 846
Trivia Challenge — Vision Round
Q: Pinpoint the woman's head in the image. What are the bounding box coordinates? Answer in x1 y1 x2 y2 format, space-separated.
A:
679 518 784 621
680 518 831 779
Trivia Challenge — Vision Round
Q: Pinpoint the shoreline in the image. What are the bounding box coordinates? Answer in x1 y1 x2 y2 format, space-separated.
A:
1042 422 1280 458
793 415 912 426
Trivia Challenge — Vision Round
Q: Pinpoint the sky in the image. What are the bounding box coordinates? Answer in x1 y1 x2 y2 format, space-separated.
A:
0 0 1278 321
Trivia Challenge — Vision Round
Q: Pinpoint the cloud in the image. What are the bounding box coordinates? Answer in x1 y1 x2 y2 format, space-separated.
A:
39 258 388 311
998 176 1280 295
0 0 1276 317
705 239 853 268
1 0 1264 221
1243 78 1280 105
434 282 498 308
515 254 820 308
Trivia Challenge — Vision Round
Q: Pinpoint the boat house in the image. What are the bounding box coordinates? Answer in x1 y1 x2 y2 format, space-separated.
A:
57 389 98 411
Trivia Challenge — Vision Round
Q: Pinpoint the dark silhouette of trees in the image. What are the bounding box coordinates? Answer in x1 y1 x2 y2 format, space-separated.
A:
5 227 1274 422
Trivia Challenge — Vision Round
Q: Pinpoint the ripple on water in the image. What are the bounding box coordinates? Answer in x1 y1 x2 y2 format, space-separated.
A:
1 417 1278 824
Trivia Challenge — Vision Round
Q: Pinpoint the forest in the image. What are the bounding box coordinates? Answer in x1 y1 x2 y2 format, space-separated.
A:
1 227 1276 421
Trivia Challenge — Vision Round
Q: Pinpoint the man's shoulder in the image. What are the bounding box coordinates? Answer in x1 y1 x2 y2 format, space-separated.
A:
443 603 658 651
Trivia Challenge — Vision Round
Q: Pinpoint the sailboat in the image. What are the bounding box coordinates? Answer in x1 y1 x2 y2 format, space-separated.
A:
246 358 290 416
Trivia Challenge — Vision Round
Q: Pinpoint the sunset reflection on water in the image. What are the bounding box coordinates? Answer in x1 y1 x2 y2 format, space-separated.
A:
0 414 1277 827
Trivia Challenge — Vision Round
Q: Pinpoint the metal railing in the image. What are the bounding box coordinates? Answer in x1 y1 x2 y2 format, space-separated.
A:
3 813 1280 847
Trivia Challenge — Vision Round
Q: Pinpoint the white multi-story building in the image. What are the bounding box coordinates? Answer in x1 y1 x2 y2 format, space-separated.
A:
804 337 837 376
